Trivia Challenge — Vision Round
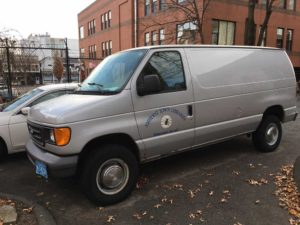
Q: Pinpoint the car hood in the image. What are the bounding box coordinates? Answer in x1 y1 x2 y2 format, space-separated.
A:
0 112 11 126
28 92 133 125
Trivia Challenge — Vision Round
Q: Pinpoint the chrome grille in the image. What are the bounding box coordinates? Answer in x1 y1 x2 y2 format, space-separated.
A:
28 123 44 146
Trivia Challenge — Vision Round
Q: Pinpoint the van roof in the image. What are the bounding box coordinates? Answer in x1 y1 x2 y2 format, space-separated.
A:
126 45 281 51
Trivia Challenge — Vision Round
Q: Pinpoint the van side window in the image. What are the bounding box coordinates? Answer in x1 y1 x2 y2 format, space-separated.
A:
139 51 186 94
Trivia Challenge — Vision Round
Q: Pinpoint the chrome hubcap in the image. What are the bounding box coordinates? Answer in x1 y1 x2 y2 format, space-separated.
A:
265 123 279 146
96 159 129 195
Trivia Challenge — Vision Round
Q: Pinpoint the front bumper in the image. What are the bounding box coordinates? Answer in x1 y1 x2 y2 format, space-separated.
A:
26 139 78 177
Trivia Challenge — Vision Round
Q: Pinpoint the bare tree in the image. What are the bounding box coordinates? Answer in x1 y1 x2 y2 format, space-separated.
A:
244 0 256 45
53 51 64 83
140 0 213 45
245 0 276 46
257 0 275 46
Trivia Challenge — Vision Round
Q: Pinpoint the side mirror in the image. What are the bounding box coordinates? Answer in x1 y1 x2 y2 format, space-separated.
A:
21 107 30 116
137 74 163 96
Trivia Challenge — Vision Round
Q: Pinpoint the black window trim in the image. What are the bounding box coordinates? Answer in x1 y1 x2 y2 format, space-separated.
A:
137 50 187 96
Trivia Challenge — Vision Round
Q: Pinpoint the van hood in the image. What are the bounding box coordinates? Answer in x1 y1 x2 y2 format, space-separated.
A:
28 92 133 125
0 112 11 126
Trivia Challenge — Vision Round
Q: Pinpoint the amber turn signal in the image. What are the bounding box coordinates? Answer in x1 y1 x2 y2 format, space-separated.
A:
53 128 71 146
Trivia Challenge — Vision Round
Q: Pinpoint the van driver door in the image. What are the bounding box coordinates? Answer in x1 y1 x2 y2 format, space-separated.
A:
131 49 195 159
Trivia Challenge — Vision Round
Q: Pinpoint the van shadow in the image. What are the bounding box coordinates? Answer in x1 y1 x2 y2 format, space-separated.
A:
140 136 257 183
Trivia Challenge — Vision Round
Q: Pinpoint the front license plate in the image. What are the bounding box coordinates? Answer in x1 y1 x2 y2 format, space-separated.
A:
35 161 48 179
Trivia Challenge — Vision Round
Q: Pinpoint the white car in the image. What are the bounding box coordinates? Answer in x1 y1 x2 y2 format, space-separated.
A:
0 83 78 158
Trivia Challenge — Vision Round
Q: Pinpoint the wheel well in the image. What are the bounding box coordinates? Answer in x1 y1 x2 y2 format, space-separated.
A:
77 133 140 172
0 137 8 155
263 105 284 122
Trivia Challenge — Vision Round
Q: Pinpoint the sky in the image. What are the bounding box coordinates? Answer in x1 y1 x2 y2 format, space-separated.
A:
0 0 95 39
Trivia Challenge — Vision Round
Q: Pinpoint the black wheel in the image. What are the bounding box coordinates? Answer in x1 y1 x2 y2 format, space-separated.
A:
80 144 139 205
0 139 7 161
252 115 282 152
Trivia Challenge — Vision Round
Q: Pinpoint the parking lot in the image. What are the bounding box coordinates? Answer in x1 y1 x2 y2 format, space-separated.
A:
0 99 299 225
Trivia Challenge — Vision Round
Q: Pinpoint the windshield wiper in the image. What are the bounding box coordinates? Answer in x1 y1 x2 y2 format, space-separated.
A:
87 82 103 88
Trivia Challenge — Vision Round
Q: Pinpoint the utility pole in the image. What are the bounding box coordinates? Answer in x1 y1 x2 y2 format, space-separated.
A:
64 38 70 83
5 38 13 101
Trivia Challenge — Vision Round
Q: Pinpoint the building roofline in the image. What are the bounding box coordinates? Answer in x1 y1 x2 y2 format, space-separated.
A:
78 0 98 17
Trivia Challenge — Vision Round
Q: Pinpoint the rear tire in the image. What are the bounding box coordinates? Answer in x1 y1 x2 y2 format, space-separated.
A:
80 144 139 206
252 115 282 152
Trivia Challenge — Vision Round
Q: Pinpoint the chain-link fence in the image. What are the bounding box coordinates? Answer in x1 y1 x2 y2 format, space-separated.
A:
0 40 101 102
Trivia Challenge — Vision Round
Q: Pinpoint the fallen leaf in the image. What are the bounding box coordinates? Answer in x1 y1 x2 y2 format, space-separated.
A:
188 190 196 198
255 200 260 204
133 213 142 220
23 207 33 213
220 198 227 203
161 196 168 203
107 216 115 223
208 191 214 196
154 204 162 209
36 192 44 197
189 213 196 219
233 170 240 175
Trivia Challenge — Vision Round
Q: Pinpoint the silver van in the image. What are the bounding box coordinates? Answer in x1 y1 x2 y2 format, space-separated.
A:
26 46 298 205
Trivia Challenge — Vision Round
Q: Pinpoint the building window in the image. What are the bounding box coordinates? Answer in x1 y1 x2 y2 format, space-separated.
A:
276 28 284 48
102 41 112 57
145 0 150 16
159 0 166 10
211 20 235 45
159 29 165 45
79 26 84 39
108 11 112 27
145 32 150 46
152 0 158 13
88 45 97 59
286 29 293 51
88 20 96 35
101 11 111 30
151 31 157 45
102 42 105 57
177 21 197 44
105 13 108 28
259 26 267 46
80 48 85 58
287 0 295 10
109 41 112 55
279 0 286 8
101 15 104 30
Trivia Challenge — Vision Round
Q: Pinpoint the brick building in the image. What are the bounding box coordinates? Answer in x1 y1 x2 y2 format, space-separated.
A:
78 0 300 80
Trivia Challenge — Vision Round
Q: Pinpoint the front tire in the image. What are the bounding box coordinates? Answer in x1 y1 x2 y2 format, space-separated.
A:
80 144 139 205
252 115 282 152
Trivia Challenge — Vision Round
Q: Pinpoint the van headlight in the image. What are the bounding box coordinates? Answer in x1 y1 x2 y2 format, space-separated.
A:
47 127 71 146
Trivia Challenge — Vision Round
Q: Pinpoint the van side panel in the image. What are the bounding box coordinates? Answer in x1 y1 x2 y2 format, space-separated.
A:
185 48 296 146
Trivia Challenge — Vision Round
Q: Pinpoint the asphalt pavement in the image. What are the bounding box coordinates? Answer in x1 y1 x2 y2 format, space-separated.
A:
0 99 299 225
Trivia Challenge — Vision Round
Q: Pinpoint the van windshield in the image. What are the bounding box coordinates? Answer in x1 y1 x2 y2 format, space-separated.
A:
76 49 147 95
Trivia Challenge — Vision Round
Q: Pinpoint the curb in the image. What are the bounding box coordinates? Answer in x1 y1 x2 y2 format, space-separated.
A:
294 156 300 190
0 193 56 225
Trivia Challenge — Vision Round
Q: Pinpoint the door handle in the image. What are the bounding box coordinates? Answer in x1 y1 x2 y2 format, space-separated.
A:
187 105 193 119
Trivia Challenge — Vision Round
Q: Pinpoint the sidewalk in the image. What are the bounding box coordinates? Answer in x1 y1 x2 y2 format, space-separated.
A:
0 193 55 225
